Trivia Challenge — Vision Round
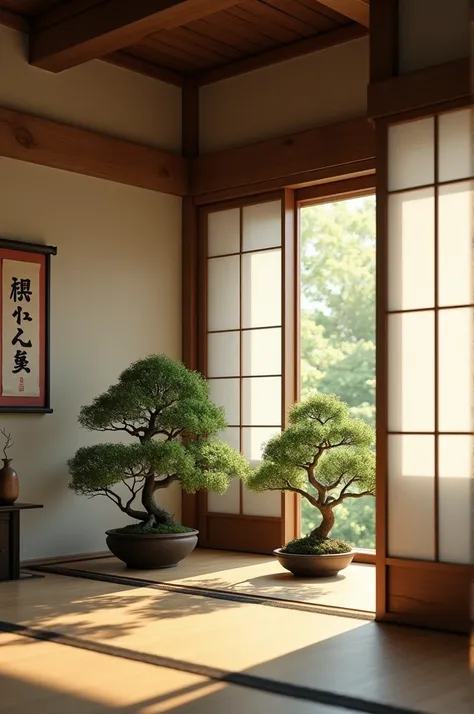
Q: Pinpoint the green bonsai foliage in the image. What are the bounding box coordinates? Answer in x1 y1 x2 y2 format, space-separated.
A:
247 393 375 552
68 355 249 531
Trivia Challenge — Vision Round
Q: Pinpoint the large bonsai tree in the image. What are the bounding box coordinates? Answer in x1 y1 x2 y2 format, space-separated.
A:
247 393 375 549
68 355 249 530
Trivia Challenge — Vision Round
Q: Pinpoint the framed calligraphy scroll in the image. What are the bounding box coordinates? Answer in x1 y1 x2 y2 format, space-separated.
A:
0 239 56 413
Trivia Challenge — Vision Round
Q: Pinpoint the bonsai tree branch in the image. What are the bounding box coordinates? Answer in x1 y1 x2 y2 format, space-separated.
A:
153 475 179 491
102 487 148 521
284 481 320 508
263 482 321 509
166 428 184 441
95 424 141 438
332 488 375 507
326 472 348 493
122 476 145 509
307 464 327 503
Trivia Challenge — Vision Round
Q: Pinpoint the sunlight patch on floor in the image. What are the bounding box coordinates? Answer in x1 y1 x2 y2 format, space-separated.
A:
61 549 376 612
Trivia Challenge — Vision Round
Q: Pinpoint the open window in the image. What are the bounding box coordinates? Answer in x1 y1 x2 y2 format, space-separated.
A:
297 185 376 556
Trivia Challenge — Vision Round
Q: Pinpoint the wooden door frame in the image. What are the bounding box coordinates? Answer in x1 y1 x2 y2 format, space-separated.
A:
295 173 377 566
373 103 472 634
193 190 299 554
369 0 472 634
183 171 378 557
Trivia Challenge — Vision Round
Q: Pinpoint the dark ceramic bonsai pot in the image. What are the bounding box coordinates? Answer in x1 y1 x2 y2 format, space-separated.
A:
274 548 355 577
106 528 199 569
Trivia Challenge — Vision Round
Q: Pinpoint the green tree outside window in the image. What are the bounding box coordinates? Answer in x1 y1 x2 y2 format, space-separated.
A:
300 196 376 548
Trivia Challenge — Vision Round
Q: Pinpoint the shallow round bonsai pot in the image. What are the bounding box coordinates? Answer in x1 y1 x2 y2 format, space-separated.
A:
106 529 199 569
273 548 355 577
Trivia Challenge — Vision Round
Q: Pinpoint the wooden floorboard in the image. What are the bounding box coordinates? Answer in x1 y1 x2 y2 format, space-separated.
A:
0 633 352 714
0 573 470 714
33 547 376 613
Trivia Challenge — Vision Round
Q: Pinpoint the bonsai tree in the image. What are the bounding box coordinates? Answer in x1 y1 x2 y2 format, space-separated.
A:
68 355 249 533
247 393 375 554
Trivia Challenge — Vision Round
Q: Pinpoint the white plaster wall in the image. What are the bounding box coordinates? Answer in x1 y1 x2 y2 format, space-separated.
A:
0 25 181 152
0 159 182 560
199 37 369 153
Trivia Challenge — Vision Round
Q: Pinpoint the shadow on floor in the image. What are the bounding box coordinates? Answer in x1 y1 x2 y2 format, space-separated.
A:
0 670 220 714
1 622 470 714
0 577 249 644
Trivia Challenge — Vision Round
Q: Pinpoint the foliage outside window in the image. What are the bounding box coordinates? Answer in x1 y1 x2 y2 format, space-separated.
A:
300 196 376 549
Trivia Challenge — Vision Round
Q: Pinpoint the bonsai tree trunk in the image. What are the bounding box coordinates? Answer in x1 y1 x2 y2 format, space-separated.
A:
310 506 335 539
141 475 174 525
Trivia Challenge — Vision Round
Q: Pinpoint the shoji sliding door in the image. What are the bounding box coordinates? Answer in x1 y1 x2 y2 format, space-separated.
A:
198 192 298 553
377 107 473 631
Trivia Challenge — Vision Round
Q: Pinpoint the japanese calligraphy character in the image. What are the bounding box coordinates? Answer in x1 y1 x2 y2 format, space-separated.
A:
10 277 32 303
12 350 31 374
12 306 32 325
11 328 32 349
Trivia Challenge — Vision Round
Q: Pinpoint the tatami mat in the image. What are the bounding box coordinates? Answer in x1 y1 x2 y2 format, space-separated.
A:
0 572 470 714
48 548 376 612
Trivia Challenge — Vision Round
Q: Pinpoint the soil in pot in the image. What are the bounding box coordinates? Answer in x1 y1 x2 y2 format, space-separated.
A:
106 522 198 569
274 535 355 577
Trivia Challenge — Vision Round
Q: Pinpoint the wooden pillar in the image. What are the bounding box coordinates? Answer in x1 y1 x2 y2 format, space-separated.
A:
181 79 201 529
370 0 472 634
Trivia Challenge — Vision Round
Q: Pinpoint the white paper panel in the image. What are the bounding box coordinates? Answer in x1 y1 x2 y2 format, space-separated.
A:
209 378 240 426
207 426 241 512
388 312 435 432
207 256 240 332
207 479 240 514
438 181 473 307
207 332 240 378
242 377 281 426
388 435 435 560
242 200 282 252
242 427 281 465
207 208 240 257
388 188 435 311
438 308 473 433
242 328 281 376
242 250 281 329
438 109 474 183
242 488 282 517
438 435 473 564
215 427 240 450
388 118 434 191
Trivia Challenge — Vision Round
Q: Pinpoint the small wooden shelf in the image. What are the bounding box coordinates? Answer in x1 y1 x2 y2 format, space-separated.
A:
0 503 43 581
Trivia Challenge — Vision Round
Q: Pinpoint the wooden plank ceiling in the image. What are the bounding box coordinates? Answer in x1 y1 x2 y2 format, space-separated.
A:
0 0 369 86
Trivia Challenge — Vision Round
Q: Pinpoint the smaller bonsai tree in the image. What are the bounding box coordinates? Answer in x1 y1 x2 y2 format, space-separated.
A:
246 393 375 554
68 355 249 533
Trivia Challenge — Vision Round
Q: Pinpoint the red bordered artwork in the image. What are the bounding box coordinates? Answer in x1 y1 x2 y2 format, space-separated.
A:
0 239 56 413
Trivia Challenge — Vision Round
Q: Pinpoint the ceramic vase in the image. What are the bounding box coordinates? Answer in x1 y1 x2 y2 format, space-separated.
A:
0 459 19 505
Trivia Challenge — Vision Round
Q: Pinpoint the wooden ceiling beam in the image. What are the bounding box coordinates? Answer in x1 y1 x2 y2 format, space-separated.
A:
102 51 185 87
0 8 29 32
29 0 241 72
368 57 470 120
0 106 188 196
314 1 369 27
197 23 367 85
191 117 375 196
